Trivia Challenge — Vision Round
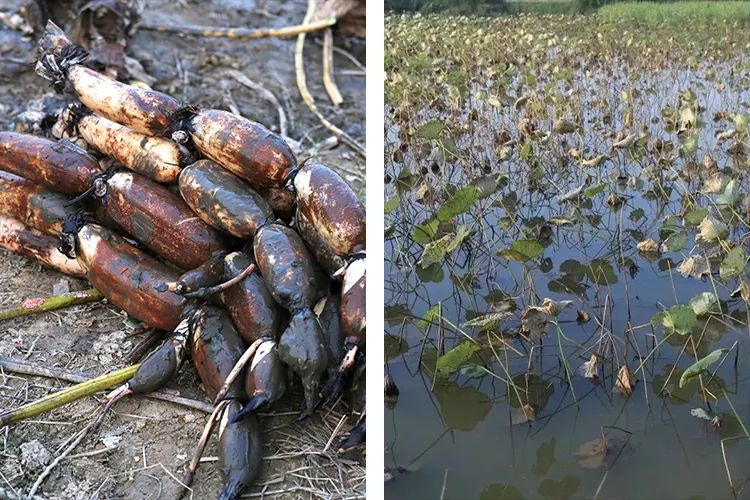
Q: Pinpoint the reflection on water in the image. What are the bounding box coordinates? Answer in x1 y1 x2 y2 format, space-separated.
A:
384 15 750 499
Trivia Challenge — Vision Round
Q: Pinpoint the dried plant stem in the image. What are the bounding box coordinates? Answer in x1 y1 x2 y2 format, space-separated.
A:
180 400 230 495
181 263 256 299
140 18 336 39
322 28 343 106
295 0 365 158
212 339 263 405
28 409 107 497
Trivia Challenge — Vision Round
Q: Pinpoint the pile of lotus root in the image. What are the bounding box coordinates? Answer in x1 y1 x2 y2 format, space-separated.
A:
0 20 365 500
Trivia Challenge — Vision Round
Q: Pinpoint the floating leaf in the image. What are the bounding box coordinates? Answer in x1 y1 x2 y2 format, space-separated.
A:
532 439 556 477
460 363 487 379
434 379 491 431
385 304 411 326
660 231 688 253
416 262 444 283
464 311 512 331
731 281 750 303
717 179 741 208
538 476 581 500
499 239 545 262
629 208 645 222
681 133 698 156
553 185 584 204
658 305 696 335
436 341 481 375
436 186 479 222
415 119 444 140
411 218 440 244
581 154 607 168
416 304 440 330
720 246 746 280
679 348 727 388
584 183 607 198
418 234 453 267
659 215 681 240
733 112 749 133
586 259 618 285
384 194 400 214
479 484 524 500
385 334 408 361
451 225 472 251
689 292 720 317
684 207 710 226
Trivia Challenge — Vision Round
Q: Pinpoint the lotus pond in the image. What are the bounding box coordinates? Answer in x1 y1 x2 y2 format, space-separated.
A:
384 13 750 500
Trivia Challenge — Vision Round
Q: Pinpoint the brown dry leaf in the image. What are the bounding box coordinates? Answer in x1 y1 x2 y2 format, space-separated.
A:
606 192 623 208
521 307 548 344
696 217 728 244
613 364 636 397
521 299 572 343
731 281 750 303
702 174 727 194
511 403 536 425
702 154 718 173
677 254 711 279
636 238 660 254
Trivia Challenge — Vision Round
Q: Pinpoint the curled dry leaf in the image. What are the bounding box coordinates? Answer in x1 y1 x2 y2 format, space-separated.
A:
576 310 591 323
677 254 711 279
581 154 607 168
511 403 536 425
731 281 750 303
579 353 600 381
613 364 636 397
521 298 572 343
606 192 624 208
636 238 660 254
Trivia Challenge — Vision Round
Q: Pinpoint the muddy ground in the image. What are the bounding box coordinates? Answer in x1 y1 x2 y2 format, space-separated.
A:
0 0 365 498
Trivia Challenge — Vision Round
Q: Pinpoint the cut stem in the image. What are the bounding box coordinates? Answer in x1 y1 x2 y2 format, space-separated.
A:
0 364 138 427
0 356 213 414
0 289 104 322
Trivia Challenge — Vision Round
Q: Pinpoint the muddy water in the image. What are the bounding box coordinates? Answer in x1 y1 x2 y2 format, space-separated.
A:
385 61 750 499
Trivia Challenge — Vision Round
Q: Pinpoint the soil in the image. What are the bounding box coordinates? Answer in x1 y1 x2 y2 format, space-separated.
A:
0 0 365 498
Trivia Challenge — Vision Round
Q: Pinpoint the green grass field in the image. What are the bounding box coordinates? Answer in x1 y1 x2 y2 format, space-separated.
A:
599 1 750 22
